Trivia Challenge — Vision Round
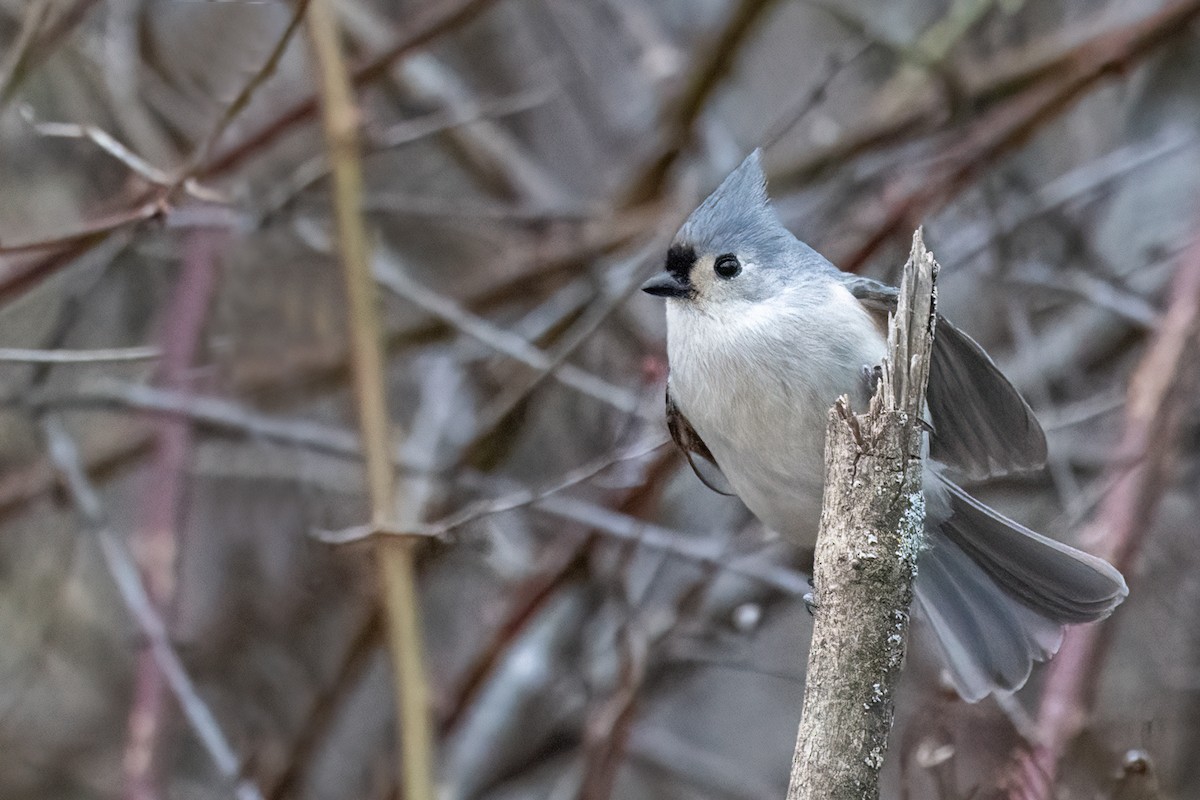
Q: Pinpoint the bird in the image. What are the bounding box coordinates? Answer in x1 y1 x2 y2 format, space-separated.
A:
641 149 1128 701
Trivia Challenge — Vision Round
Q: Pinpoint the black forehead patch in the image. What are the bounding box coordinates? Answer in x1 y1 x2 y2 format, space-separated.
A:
665 244 697 280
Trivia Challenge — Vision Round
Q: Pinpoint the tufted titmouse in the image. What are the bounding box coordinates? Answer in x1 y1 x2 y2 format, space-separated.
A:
642 150 1127 701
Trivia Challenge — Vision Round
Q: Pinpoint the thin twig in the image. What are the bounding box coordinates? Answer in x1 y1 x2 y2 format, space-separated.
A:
0 346 161 364
257 84 556 223
0 0 509 307
203 0 505 180
187 0 311 170
17 379 809 595
21 380 364 455
622 0 786 205
837 0 1200 271
0 0 103 107
373 251 649 418
0 201 163 255
761 41 873 149
317 436 670 541
333 0 570 206
38 415 264 800
263 608 385 800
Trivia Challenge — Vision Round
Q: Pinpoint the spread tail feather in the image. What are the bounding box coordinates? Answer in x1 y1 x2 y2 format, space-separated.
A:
915 478 1128 701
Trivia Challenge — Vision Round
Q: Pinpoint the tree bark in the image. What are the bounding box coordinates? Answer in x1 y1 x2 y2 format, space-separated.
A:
786 230 939 800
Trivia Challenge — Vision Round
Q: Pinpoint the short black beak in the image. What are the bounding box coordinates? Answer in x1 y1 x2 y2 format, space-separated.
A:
641 272 691 298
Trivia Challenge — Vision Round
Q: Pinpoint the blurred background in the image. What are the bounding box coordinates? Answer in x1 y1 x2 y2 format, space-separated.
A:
1 0 1198 798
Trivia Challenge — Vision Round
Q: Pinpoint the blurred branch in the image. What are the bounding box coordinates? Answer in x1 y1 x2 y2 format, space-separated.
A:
465 239 667 435
370 85 556 149
203 0 503 180
1 0 304 257
578 454 745 800
258 84 556 223
774 0 1200 193
471 480 809 595
1006 228 1200 799
304 2 435 799
263 608 384 800
622 0 785 205
0 201 163 256
121 226 225 800
38 415 264 800
0 0 54 105
20 109 225 203
629 726 780 800
0 0 507 310
373 252 649 418
319 436 670 541
333 0 570 206
0 0 101 107
787 231 937 800
23 380 363 455
945 133 1196 278
839 0 1200 270
17 378 810 595
0 346 160 364
0 0 304 292
186 0 311 170
761 42 873 149
438 537 591 734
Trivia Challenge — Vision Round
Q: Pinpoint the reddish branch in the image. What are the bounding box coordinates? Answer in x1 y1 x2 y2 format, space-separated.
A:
438 537 591 734
0 0 503 304
1006 231 1200 799
621 0 785 206
122 228 225 800
263 607 385 800
200 0 502 180
838 0 1200 272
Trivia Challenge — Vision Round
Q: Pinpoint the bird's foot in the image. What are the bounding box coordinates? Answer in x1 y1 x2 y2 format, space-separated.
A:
802 591 819 616
860 364 884 396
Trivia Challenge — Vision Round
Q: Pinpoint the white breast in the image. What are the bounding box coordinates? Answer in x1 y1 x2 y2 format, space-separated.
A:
666 283 887 547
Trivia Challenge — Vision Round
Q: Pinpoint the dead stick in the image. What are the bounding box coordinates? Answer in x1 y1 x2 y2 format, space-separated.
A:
786 230 939 800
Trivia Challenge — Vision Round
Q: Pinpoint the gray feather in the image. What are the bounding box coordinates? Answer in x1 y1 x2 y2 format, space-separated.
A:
678 150 796 265
844 275 1048 478
915 533 1063 701
936 477 1128 622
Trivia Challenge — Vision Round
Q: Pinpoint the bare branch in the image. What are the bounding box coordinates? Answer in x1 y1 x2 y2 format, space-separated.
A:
317 435 671 541
202 0 505 180
787 230 938 800
622 0 785 205
373 250 650 419
0 346 160 364
305 1 435 796
0 201 163 255
19 379 809 595
39 415 264 800
1006 225 1200 800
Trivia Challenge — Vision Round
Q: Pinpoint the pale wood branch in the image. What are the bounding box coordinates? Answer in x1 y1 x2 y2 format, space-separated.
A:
786 229 939 800
305 2 435 798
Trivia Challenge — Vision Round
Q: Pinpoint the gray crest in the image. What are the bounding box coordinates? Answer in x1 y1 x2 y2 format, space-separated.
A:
677 149 788 257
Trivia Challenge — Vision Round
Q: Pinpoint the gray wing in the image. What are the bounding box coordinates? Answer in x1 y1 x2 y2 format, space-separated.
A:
666 387 735 496
844 275 1048 479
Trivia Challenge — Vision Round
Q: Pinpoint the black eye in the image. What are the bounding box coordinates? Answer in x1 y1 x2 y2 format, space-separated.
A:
714 254 741 279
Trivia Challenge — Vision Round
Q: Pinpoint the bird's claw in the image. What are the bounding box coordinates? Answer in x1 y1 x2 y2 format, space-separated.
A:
860 364 883 395
803 591 819 616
